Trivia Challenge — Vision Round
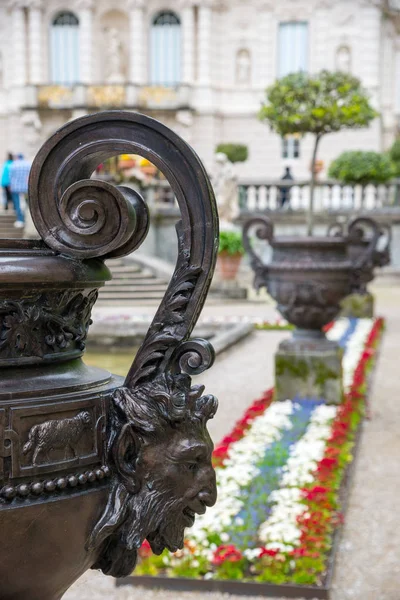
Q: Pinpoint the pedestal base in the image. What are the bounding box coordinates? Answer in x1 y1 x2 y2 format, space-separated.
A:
275 331 343 405
341 292 374 318
210 279 248 300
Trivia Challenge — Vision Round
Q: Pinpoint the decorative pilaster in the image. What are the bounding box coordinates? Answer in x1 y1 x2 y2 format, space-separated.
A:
10 1 27 86
197 2 212 85
28 0 43 84
129 0 145 85
182 2 195 85
78 0 94 84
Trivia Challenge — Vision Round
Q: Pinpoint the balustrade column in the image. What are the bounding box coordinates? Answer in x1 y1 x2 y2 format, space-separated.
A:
129 0 145 85
79 0 94 84
182 2 195 85
11 1 27 86
28 0 43 84
197 3 212 85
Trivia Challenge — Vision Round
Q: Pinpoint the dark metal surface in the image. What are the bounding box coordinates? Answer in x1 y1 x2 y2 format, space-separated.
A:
0 111 219 599
242 215 378 333
329 217 390 294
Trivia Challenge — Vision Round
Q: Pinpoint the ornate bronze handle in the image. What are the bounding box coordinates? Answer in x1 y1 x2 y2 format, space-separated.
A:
375 223 391 267
242 215 274 291
347 216 380 270
29 112 220 577
29 111 219 387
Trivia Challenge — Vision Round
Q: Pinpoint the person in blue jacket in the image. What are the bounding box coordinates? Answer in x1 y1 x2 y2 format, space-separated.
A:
1 153 13 211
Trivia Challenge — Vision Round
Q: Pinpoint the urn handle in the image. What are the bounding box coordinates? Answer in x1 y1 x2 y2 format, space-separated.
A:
28 111 219 390
375 223 392 267
347 216 380 270
242 215 274 291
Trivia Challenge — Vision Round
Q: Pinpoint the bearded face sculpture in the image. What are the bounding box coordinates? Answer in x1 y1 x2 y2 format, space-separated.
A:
88 373 218 577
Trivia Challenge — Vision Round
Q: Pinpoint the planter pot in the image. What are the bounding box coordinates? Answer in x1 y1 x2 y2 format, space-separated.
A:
243 215 379 403
0 112 219 599
217 251 242 281
243 215 379 334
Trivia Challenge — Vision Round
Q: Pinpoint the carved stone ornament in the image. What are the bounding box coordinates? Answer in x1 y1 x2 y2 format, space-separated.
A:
0 111 219 600
242 215 378 333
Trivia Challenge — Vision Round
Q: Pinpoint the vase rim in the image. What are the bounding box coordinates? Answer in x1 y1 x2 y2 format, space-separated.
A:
272 235 347 248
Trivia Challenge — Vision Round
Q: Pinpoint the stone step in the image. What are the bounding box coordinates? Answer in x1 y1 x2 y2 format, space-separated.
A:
101 284 167 292
105 264 142 274
105 277 166 285
99 288 164 299
107 272 156 281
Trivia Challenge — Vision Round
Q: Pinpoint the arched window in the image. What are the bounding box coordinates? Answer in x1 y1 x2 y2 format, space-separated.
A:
50 12 79 85
150 11 181 86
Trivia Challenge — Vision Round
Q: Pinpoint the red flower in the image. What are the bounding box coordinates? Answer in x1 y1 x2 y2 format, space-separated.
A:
139 539 152 558
212 544 243 566
259 547 279 558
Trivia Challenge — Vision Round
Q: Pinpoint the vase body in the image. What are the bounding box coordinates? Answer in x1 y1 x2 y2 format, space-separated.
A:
268 237 352 329
0 241 118 599
242 216 380 334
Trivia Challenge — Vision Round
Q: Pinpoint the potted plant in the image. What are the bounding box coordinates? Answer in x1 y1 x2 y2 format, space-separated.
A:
218 230 244 280
258 70 378 235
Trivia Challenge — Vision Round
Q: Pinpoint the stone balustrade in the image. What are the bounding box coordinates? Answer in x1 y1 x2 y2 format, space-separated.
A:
238 179 400 214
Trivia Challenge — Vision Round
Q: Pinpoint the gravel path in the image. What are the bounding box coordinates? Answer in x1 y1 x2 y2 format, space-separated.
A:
65 283 400 600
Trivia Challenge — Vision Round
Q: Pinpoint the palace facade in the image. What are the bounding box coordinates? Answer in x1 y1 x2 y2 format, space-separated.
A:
1 0 400 178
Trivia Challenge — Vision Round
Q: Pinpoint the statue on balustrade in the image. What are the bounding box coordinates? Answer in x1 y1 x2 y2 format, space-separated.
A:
212 152 239 229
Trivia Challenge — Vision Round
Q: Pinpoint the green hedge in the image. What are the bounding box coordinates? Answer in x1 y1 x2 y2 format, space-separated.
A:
215 144 248 163
389 138 400 176
328 150 394 184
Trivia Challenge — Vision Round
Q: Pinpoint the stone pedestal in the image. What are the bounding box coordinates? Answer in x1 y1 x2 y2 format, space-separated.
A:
210 279 247 300
341 292 374 318
275 331 343 405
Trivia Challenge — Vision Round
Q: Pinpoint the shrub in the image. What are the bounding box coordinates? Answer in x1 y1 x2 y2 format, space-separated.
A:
219 231 244 255
215 144 248 163
389 138 400 176
259 70 378 233
328 151 394 185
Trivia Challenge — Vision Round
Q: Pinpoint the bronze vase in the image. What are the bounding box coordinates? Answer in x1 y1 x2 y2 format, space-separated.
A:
242 215 379 338
0 112 219 599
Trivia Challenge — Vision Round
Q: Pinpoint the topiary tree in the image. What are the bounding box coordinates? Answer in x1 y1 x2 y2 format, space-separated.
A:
328 151 394 185
259 70 378 234
389 138 400 176
215 143 248 163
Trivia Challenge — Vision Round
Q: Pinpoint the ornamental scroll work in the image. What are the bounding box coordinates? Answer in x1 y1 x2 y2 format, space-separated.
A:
0 289 97 361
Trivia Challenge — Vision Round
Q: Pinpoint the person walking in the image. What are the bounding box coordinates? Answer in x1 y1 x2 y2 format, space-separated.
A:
279 166 294 209
1 153 13 211
9 153 30 228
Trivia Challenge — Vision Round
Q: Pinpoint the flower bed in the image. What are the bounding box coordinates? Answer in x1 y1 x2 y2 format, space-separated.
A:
131 317 384 589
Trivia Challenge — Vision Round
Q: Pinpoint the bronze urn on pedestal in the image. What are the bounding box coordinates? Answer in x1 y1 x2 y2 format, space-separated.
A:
243 215 379 403
0 112 219 599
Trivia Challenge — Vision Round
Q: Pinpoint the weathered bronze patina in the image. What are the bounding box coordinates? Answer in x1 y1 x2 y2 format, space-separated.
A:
0 112 219 599
329 217 391 294
242 215 379 335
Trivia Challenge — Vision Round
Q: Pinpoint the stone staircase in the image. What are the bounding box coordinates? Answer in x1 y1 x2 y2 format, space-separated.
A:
0 210 24 239
0 211 169 305
98 258 168 306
